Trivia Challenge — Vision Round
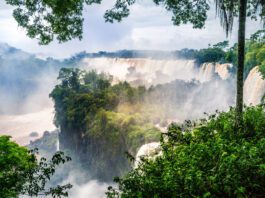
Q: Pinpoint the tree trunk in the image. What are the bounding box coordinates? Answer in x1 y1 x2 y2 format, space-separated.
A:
236 0 247 129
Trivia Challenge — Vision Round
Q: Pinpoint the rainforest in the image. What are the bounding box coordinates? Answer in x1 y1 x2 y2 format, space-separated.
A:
1 0 265 198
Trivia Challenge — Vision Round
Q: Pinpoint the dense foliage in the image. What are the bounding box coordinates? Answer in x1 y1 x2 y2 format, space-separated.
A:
0 136 35 197
251 30 265 79
194 47 226 65
2 33 264 115
5 0 264 132
0 42 232 115
5 0 264 45
48 66 236 181
0 136 72 198
225 30 265 78
50 68 161 181
107 105 265 197
180 31 265 79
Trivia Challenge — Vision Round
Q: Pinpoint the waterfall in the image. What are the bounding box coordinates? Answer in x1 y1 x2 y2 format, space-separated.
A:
134 142 161 168
82 58 197 85
82 58 235 86
197 63 232 82
56 132 60 151
244 66 265 105
215 63 232 80
198 63 216 82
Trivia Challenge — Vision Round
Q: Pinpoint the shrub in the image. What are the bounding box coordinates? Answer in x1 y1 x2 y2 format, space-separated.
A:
107 105 265 198
0 136 72 198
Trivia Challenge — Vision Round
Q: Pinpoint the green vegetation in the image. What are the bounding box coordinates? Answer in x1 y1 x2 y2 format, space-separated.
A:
189 32 265 79
246 37 265 79
0 136 35 197
50 69 161 181
250 30 265 79
3 1 265 194
107 105 265 197
165 41 229 65
0 136 72 198
5 0 265 128
225 30 265 79
194 46 227 65
5 0 210 45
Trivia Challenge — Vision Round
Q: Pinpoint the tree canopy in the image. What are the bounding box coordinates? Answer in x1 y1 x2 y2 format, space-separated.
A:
4 0 265 127
0 136 72 198
49 68 161 181
106 105 265 197
5 0 264 45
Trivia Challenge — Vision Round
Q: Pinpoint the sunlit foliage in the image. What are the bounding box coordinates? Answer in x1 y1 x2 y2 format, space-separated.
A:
107 105 265 197
50 68 160 181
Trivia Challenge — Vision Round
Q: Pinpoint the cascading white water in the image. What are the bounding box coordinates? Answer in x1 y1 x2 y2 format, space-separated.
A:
56 128 60 151
134 142 161 168
198 63 216 82
244 66 265 105
197 63 232 82
215 63 233 80
56 135 60 151
82 58 197 85
82 58 233 86
3 57 265 151
133 65 265 167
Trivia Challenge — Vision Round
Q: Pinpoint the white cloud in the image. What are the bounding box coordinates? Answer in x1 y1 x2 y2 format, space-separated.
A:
0 1 262 58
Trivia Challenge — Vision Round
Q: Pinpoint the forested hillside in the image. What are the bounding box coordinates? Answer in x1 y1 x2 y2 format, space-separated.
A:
0 33 264 196
1 0 265 195
2 33 265 115
49 69 161 180
48 64 237 181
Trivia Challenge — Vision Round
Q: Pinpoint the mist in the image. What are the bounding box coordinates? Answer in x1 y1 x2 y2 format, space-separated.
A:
66 176 110 198
81 58 236 122
0 51 237 144
0 47 64 144
0 45 250 198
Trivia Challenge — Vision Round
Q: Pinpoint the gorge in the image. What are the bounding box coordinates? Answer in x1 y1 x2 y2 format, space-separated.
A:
1 45 265 197
28 59 265 180
2 56 264 153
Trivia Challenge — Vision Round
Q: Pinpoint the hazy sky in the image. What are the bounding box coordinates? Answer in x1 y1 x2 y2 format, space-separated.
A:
0 1 262 58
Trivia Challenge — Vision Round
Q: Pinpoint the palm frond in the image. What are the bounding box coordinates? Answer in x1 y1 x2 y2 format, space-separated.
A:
254 0 265 26
215 0 236 36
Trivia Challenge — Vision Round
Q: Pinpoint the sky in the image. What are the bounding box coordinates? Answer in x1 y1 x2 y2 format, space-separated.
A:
0 0 262 59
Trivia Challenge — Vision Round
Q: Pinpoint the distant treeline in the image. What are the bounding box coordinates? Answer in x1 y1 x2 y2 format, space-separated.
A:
64 48 226 64
66 30 265 77
63 40 230 65
1 30 264 114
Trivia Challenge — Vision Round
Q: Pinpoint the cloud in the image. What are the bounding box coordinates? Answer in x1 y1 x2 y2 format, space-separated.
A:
0 1 262 58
